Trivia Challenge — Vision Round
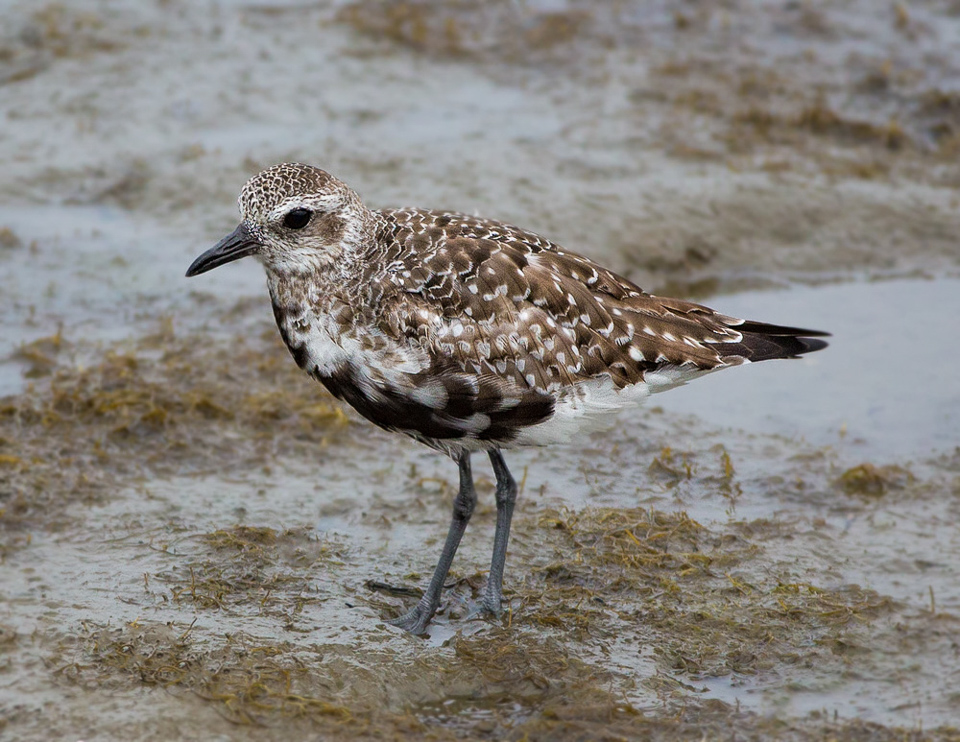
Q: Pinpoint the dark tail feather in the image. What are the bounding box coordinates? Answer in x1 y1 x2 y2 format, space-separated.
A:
724 321 830 362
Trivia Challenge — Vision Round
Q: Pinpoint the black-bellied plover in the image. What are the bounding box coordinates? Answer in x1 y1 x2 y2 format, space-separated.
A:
186 163 828 634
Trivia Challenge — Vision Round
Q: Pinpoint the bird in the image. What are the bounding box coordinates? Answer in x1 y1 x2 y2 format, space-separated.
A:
186 162 829 635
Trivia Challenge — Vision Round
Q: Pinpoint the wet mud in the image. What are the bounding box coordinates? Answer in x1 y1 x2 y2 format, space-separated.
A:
2 1 960 740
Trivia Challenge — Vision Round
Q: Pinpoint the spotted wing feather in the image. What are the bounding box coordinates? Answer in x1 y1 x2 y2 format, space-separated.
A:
372 209 825 398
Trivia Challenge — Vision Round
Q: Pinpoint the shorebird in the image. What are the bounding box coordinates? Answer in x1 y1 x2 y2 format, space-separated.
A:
186 163 828 634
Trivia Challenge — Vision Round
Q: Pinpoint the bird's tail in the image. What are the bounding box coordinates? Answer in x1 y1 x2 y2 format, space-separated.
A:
721 321 830 363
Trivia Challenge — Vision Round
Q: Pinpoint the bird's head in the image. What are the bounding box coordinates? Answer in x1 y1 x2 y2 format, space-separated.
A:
186 163 370 278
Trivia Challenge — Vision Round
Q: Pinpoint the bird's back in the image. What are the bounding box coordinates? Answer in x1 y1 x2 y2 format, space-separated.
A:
369 207 822 380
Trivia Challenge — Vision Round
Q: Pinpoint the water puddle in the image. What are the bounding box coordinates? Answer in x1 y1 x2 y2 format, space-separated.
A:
655 277 960 461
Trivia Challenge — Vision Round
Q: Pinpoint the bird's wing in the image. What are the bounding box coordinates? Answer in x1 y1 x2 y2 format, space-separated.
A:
374 209 823 391
342 209 828 445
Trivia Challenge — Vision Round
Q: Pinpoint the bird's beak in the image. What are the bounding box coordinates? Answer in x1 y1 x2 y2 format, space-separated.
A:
186 223 260 277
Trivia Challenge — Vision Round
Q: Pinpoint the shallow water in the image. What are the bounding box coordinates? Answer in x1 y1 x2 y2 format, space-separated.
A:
657 277 960 460
4 1 960 740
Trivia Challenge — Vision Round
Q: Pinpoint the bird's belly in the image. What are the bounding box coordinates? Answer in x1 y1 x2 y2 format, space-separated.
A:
507 374 650 447
509 364 712 447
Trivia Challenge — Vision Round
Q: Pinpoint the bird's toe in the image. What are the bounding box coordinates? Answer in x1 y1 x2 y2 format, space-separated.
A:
388 605 433 635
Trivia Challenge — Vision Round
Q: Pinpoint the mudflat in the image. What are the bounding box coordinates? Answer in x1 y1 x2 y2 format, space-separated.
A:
2 2 959 740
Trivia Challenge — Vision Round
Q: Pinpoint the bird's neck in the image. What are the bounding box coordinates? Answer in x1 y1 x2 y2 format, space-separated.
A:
266 266 346 317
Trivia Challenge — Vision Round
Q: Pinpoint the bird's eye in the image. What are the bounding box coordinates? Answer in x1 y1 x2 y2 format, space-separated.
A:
283 207 312 230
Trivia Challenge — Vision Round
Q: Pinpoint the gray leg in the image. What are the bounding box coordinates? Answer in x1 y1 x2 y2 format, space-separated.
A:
482 450 518 616
389 452 476 634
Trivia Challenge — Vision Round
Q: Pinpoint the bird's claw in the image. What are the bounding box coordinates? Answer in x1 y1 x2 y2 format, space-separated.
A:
388 605 434 635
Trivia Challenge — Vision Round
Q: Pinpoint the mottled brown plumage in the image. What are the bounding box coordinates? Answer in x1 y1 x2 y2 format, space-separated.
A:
186 163 828 634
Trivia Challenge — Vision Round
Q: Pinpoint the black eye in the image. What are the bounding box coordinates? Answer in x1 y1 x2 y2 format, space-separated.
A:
283 207 312 230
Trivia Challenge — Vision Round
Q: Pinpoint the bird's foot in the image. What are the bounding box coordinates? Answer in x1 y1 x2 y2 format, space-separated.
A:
480 595 503 618
480 580 507 616
388 603 435 635
464 587 507 623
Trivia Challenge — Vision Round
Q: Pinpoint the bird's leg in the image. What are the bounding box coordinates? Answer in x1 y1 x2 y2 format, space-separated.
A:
482 450 518 616
389 452 476 635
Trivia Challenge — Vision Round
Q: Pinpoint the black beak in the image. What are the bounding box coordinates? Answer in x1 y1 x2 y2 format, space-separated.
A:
186 223 260 277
